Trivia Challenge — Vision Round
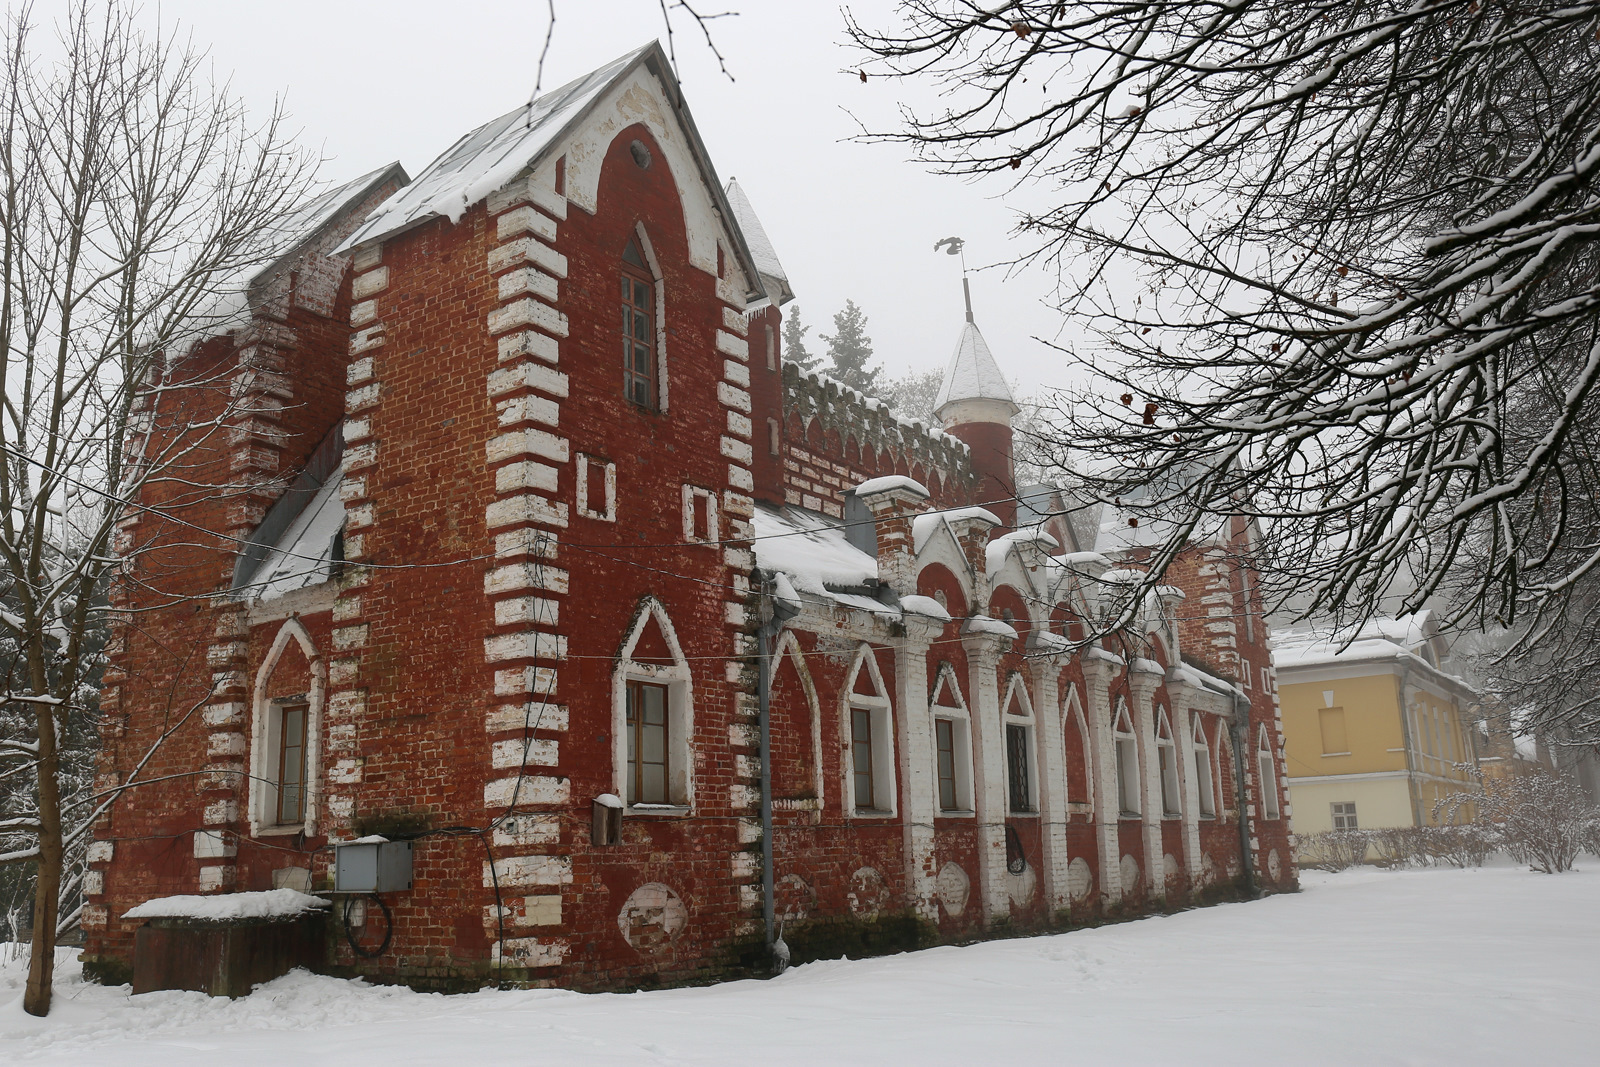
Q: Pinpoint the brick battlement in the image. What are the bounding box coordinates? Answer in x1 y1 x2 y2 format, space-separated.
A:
780 363 973 516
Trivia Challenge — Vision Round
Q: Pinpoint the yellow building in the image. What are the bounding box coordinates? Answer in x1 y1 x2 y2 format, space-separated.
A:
1273 613 1480 834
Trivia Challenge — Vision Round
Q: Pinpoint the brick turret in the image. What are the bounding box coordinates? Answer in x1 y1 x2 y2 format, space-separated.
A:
934 279 1019 525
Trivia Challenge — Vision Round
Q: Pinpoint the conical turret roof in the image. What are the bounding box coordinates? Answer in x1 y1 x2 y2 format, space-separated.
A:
934 319 1019 417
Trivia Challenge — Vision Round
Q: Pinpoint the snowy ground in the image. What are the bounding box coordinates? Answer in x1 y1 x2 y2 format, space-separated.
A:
2 864 1597 1065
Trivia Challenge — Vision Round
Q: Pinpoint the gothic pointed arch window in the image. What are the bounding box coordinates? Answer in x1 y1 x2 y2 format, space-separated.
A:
613 598 694 810
1003 674 1038 815
930 663 974 814
1156 708 1181 817
1064 684 1093 811
1113 698 1141 818
621 235 658 410
1257 724 1282 820
845 645 895 816
1192 714 1217 818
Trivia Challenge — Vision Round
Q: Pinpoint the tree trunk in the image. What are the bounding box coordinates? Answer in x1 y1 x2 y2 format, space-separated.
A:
24 700 62 1017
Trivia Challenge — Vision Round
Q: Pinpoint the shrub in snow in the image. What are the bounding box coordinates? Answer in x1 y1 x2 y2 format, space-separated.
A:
1437 769 1599 874
1294 830 1371 872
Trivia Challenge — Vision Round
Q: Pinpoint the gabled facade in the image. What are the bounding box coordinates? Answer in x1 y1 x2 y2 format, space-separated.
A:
1275 613 1481 833
84 43 1292 992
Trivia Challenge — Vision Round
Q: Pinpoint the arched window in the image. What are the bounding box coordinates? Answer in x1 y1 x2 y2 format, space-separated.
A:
1257 724 1281 820
613 599 694 810
1065 686 1093 809
1156 708 1181 817
1192 714 1216 818
930 664 974 814
1113 698 1140 818
249 618 326 837
1003 674 1037 814
621 237 657 409
846 645 895 816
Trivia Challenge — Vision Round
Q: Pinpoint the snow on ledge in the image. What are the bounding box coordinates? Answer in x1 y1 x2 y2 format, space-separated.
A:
964 614 1018 640
899 594 952 623
124 888 330 923
854 475 929 498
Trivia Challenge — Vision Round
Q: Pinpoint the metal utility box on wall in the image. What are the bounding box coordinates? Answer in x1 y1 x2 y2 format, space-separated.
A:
333 839 413 893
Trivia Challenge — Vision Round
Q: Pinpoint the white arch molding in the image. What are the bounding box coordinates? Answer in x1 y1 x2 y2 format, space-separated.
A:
612 596 695 811
248 616 327 837
772 627 825 812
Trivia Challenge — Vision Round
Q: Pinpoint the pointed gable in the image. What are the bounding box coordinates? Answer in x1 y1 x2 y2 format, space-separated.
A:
335 41 766 307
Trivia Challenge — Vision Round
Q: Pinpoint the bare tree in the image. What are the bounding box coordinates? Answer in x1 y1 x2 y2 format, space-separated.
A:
851 2 1600 643
0 1 316 1015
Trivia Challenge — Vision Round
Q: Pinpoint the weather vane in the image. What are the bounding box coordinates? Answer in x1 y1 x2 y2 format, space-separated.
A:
934 236 974 323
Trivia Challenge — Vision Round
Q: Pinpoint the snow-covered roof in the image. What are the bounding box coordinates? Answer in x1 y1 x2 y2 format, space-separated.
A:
124 888 329 922
725 178 793 306
340 46 649 248
247 467 346 601
753 504 878 595
912 506 1003 554
934 320 1019 416
335 41 763 306
985 525 1060 576
178 162 406 344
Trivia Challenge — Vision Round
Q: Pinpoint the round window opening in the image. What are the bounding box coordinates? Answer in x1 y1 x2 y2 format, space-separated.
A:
630 139 653 170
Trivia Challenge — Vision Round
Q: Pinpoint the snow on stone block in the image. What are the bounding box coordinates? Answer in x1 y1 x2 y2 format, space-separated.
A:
123 888 330 923
963 614 1018 640
854 474 930 499
899 594 952 623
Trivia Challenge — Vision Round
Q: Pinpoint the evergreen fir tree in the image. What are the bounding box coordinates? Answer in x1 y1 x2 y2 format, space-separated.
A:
782 304 820 371
821 299 881 395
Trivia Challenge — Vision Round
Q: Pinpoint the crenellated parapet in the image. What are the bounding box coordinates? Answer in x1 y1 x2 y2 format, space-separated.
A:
780 362 974 516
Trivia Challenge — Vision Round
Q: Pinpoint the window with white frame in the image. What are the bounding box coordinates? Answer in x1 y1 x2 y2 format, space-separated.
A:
248 619 325 837
1156 708 1181 817
271 698 309 825
765 322 776 370
1331 801 1358 830
682 484 719 544
1003 676 1038 814
576 453 617 522
847 646 895 815
1192 714 1216 818
1260 665 1273 693
613 599 694 811
1257 725 1282 819
1114 699 1140 817
930 665 973 814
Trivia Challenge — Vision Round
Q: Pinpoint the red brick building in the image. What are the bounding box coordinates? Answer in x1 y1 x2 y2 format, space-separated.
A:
83 43 1293 990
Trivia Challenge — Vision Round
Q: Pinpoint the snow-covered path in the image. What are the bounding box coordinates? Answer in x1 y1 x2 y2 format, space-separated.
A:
3 865 1596 1065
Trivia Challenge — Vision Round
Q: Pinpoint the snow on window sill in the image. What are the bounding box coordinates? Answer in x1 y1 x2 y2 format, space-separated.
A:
628 803 690 817
851 808 896 819
937 809 976 819
1321 751 1352 757
254 823 305 838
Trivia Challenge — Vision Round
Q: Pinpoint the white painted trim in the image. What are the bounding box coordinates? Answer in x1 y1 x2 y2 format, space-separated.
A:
772 627 824 807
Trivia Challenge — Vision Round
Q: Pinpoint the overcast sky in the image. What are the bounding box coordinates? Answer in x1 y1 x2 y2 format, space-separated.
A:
41 0 1097 398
